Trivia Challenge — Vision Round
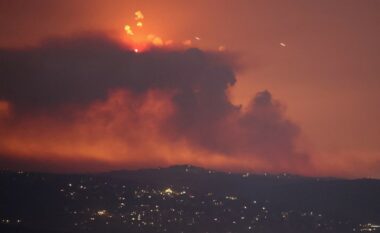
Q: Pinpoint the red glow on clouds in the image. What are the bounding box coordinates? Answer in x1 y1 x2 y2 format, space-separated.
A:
0 89 281 174
0 3 379 178
0 38 378 178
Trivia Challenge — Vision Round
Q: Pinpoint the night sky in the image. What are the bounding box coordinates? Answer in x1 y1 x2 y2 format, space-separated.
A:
0 0 379 178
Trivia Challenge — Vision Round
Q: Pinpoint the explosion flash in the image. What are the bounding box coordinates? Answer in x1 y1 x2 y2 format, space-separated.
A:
123 10 225 52
124 11 166 50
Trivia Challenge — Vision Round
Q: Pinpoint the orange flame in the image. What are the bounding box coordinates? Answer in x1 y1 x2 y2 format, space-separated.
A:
122 10 225 53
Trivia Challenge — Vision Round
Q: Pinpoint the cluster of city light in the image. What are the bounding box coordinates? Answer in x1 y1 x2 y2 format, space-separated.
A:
55 178 277 231
56 178 367 233
357 223 380 232
1 219 22 224
3 169 377 233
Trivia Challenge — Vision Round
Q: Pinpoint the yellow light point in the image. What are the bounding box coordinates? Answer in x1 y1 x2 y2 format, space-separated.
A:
164 188 173 194
97 210 107 216
134 11 144 21
134 48 139 53
136 21 143 27
124 25 134 36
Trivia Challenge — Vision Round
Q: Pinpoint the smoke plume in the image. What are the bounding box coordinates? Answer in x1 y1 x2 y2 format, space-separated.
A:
0 34 310 173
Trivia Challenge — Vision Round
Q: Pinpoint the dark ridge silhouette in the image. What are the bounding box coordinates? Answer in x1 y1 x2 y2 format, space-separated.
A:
1 165 379 233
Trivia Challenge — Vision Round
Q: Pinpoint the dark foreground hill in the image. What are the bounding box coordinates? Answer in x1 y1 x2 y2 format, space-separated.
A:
1 165 380 233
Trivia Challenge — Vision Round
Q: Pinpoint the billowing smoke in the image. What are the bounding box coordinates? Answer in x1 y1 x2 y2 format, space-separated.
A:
0 34 310 173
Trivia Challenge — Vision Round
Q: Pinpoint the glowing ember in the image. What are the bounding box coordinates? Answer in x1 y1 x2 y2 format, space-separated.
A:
134 11 144 21
124 25 134 36
123 11 168 50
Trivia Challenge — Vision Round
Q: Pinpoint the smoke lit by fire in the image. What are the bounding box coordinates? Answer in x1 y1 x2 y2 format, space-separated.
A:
0 8 377 179
0 32 314 174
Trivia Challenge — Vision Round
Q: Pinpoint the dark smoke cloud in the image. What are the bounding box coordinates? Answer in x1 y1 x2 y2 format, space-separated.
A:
0 34 308 167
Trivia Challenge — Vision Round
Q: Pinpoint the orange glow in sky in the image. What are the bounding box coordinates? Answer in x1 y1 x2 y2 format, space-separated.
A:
0 1 379 178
